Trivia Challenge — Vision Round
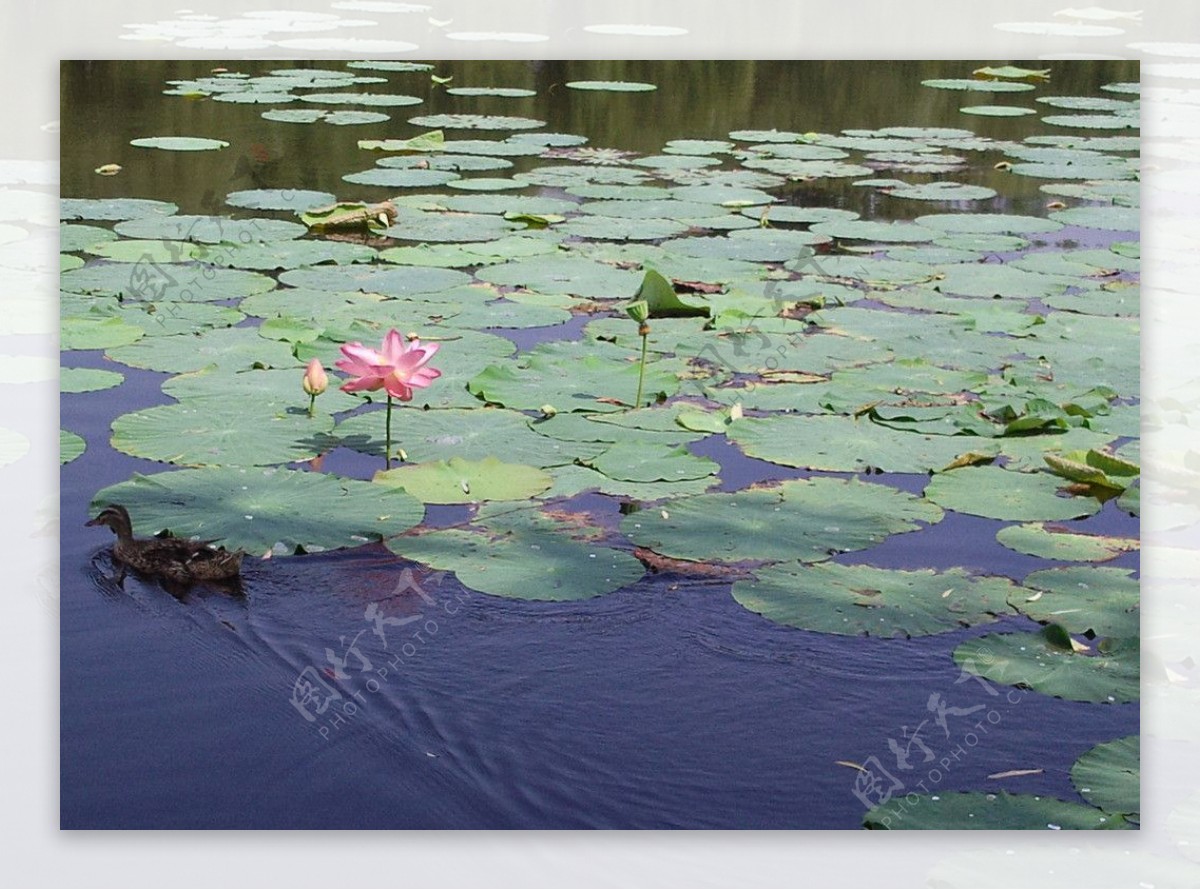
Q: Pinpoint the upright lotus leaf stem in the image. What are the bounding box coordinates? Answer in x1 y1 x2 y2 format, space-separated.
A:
626 299 651 408
335 329 442 470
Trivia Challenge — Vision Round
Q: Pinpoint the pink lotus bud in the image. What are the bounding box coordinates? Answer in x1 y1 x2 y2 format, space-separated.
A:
302 358 328 396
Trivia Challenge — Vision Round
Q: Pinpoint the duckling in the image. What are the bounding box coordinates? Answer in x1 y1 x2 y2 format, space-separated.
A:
86 504 243 585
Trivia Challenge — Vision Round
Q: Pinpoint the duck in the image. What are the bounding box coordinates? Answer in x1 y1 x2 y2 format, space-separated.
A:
86 504 244 585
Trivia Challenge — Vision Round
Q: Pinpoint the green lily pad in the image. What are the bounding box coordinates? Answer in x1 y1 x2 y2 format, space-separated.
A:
668 184 777 206
162 365 362 414
1017 566 1139 638
887 182 998 201
61 366 123 393
728 414 996 474
385 208 521 242
1042 114 1139 130
811 219 940 243
960 105 1037 116
100 301 244 337
61 263 276 303
90 466 424 555
106 327 297 373
375 456 551 503
476 255 642 298
60 198 178 221
662 228 830 262
583 442 718 483
130 136 230 151
445 86 536 97
621 476 942 565
378 155 513 172
953 625 1138 703
347 61 435 72
1049 205 1139 231
407 113 545 130
916 213 1063 235
392 508 643 601
734 563 1019 637
559 215 689 241
300 92 421 107
61 429 85 464
1071 735 1139 817
925 466 1101 521
358 130 447 152
566 80 657 92
261 109 327 124
61 223 117 253
336 407 604 468
111 401 333 467
996 522 1139 563
342 167 460 188
61 315 145 350
226 189 337 211
922 79 1036 92
208 239 378 271
279 264 471 296
864 791 1128 830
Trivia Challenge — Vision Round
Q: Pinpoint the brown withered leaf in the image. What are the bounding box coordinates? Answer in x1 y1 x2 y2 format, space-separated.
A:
633 547 746 578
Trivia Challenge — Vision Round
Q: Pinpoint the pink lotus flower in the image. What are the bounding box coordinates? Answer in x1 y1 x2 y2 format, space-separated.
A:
335 329 441 402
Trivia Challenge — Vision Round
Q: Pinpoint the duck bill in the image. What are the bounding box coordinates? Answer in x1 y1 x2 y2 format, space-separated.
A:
85 517 101 526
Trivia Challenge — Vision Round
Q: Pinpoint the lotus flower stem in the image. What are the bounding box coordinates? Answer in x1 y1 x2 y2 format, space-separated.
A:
634 323 650 408
307 393 316 417
385 395 393 470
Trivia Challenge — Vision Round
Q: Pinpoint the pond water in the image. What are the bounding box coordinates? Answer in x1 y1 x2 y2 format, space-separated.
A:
60 60 1139 829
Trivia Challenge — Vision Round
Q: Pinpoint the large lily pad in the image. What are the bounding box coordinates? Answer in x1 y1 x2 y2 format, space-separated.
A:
733 563 1019 637
375 456 552 503
924 466 1101 521
996 522 1139 563
407 113 545 130
60 197 178 221
621 476 942 565
130 136 229 151
61 315 145 350
106 327 297 373
60 367 123 393
111 402 333 467
953 626 1139 703
335 407 604 468
468 341 683 412
279 264 471 295
226 189 336 211
1017 566 1139 638
1071 735 1139 817
392 509 644 601
728 414 996 474
583 442 719 483
61 263 275 303
864 791 1128 830
90 466 424 554
566 80 657 92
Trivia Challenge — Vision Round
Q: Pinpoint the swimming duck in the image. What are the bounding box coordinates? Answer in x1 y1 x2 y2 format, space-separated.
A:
86 504 244 585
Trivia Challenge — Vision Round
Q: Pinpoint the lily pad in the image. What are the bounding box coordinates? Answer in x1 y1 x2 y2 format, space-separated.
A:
583 442 718 483
621 476 942 565
477 255 642 298
376 456 552 503
392 509 643 601
226 189 337 211
996 522 1138 563
279 264 471 296
733 563 1019 637
469 342 683 412
61 224 117 253
1042 114 1138 130
1017 566 1139 638
61 429 85 464
1071 735 1139 817
953 625 1138 703
887 182 997 202
261 109 327 124
61 367 123 393
90 466 424 554
566 80 657 92
811 219 940 243
728 414 995 474
106 327 297 373
62 263 276 303
922 79 1036 92
960 105 1037 117
925 466 1101 522
407 113 546 130
209 239 378 271
130 136 230 151
1049 205 1140 231
60 198 178 221
385 208 520 242
864 791 1128 830
915 213 1063 235
445 87 537 98
301 92 421 107
336 407 604 468
111 401 333 467
61 315 145 350
343 167 460 188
